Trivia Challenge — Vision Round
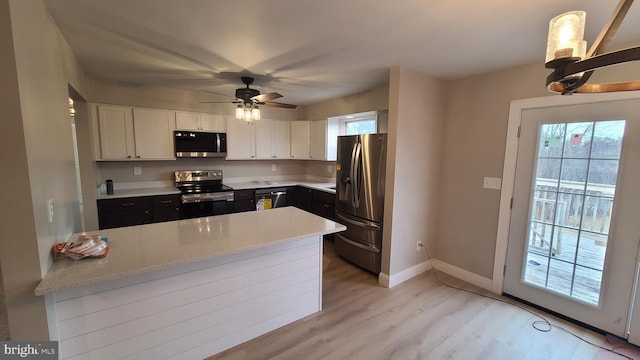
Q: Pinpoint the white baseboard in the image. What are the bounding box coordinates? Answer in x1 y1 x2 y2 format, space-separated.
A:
378 259 493 292
379 261 432 288
431 259 494 292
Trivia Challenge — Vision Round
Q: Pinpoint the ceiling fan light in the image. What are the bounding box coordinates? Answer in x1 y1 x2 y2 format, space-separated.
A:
252 107 261 121
235 105 244 120
244 108 252 122
546 11 587 64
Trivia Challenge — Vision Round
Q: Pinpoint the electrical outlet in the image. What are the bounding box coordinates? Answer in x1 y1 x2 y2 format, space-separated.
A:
271 164 276 171
134 166 142 176
327 165 333 173
416 241 421 251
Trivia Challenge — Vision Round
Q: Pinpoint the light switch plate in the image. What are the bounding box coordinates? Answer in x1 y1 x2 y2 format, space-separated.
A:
47 198 54 223
483 177 502 190
134 166 142 176
271 164 276 171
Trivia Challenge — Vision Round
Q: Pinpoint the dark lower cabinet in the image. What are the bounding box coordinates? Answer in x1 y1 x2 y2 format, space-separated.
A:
234 189 256 213
285 186 298 206
152 195 181 222
98 194 181 229
312 190 336 221
297 186 314 213
292 186 335 220
98 197 153 229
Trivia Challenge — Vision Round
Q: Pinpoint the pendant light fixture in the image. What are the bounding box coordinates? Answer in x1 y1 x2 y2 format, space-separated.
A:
545 0 640 94
235 103 261 122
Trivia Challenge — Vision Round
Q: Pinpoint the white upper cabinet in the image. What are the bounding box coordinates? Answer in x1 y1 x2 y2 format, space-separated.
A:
96 105 175 160
290 121 310 159
309 120 326 160
98 105 135 160
228 118 291 160
255 119 291 159
226 118 256 159
309 118 339 161
175 111 226 132
272 120 292 159
132 108 176 159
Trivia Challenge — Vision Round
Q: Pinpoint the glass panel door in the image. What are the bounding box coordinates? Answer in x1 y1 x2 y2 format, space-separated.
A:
524 120 625 306
503 98 640 338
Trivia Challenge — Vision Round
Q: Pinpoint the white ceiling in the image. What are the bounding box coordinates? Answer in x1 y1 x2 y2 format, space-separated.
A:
43 0 640 106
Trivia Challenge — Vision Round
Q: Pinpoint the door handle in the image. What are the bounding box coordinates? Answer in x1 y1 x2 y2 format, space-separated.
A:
353 142 362 208
336 212 381 230
336 233 380 252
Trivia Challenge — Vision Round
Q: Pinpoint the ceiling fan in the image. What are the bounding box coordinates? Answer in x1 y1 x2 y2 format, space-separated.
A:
201 76 297 109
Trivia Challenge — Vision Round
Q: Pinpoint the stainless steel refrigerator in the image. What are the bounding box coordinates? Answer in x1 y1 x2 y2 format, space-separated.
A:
334 133 387 273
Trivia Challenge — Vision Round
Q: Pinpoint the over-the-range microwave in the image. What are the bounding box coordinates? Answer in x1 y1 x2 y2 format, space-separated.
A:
174 131 227 158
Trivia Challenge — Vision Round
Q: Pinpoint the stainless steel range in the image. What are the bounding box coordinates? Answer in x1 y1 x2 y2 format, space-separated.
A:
174 170 235 219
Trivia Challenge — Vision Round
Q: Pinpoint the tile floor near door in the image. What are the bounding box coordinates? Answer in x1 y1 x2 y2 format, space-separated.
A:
208 238 640 360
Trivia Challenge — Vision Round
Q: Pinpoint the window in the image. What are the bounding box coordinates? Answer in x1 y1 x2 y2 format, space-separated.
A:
336 111 378 135
344 119 376 135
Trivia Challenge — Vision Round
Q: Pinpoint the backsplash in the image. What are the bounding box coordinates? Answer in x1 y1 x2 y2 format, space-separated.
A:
96 159 335 186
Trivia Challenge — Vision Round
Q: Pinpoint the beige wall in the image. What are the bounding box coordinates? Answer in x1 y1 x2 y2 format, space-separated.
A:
382 67 446 277
435 63 550 279
436 61 640 280
0 0 86 339
302 84 389 121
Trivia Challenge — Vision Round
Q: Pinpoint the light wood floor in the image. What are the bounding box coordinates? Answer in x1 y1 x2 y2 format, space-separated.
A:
0 264 9 341
206 239 640 360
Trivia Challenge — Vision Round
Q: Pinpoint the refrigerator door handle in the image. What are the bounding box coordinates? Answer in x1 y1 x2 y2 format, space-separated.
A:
353 142 362 208
336 233 380 252
336 212 381 231
350 142 358 207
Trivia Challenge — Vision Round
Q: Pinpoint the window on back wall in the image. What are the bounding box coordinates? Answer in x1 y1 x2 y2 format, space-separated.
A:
338 111 379 135
344 119 376 135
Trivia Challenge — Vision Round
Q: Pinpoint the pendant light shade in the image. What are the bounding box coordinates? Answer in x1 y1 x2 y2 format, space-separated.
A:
545 11 587 64
235 103 261 122
235 104 244 120
544 0 640 95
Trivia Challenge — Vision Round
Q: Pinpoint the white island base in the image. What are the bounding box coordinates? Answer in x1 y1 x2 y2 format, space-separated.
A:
36 207 345 360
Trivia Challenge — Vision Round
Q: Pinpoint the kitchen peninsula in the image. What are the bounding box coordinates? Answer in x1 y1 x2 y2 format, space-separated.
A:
35 207 345 360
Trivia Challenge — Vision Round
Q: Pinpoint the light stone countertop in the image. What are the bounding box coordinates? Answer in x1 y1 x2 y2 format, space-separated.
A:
95 186 181 200
95 181 335 199
35 207 345 296
227 181 336 194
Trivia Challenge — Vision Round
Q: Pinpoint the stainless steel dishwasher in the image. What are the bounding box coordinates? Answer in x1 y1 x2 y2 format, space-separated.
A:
255 187 287 210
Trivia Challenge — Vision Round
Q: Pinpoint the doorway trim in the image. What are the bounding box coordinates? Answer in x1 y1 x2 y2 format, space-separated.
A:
492 91 640 294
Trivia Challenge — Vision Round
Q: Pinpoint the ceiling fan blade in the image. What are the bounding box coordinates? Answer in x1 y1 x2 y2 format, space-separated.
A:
252 92 282 102
201 89 236 98
198 100 239 104
262 101 298 109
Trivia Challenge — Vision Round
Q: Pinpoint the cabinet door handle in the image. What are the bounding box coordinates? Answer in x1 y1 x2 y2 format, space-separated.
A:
160 200 172 204
121 203 135 207
136 155 141 158
127 155 132 158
